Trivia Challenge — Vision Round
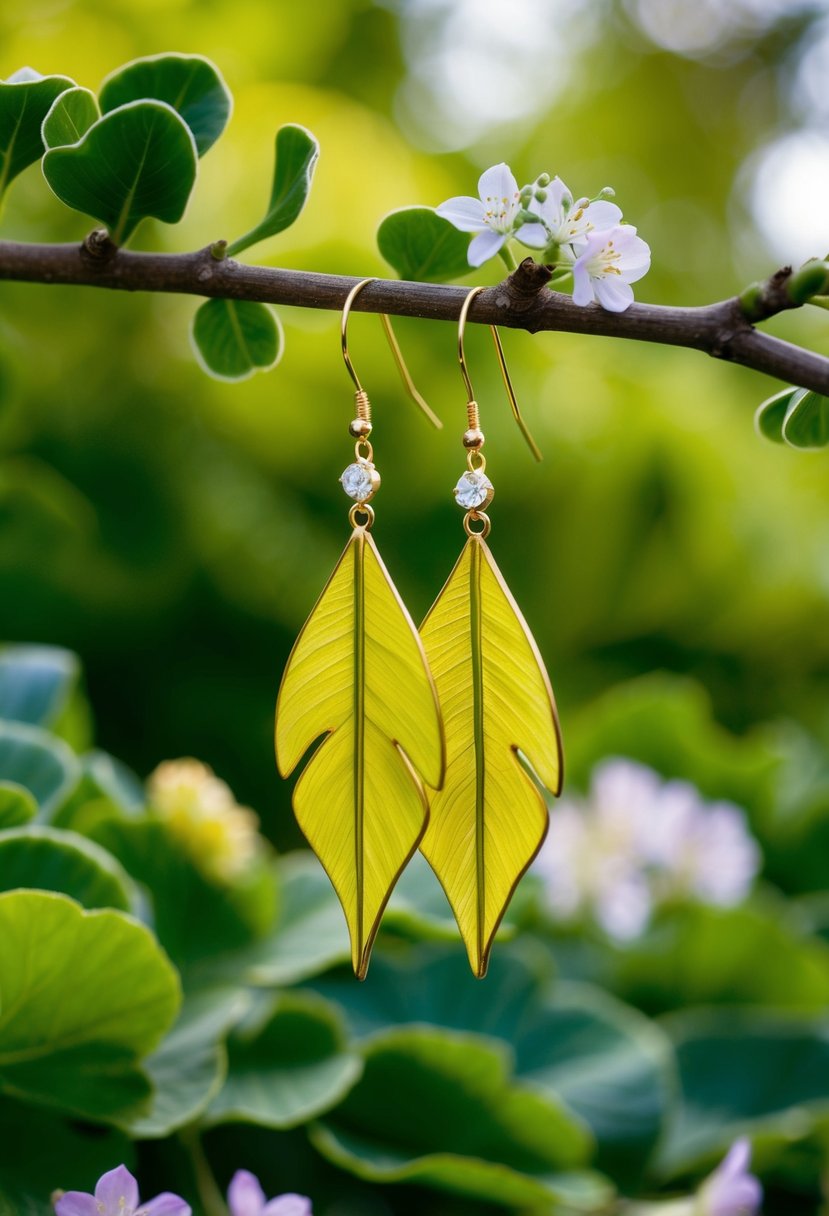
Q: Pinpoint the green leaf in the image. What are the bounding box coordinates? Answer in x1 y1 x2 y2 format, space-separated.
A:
657 1009 829 1177
0 644 79 727
125 987 248 1138
565 673 778 818
199 853 350 988
0 720 79 817
0 1097 133 1216
191 298 283 381
41 86 99 149
206 990 362 1129
755 386 802 444
42 100 198 244
0 890 180 1121
312 1027 608 1210
377 207 473 282
783 389 829 449
0 782 36 828
316 945 673 1185
0 68 74 198
99 53 231 157
609 898 829 1015
53 748 145 835
226 123 319 257
0 824 131 909
91 816 276 970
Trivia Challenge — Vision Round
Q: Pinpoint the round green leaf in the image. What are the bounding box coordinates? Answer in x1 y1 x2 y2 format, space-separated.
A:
41 86 100 149
201 853 350 988
0 824 131 909
91 816 276 970
226 123 319 257
0 643 79 727
42 100 198 244
51 749 145 836
0 720 79 816
657 1009 829 1177
755 386 802 444
206 990 362 1129
783 389 829 449
312 1027 607 1210
191 298 283 381
316 945 673 1184
609 899 829 1013
0 781 36 827
377 207 472 282
0 890 180 1121
99 53 231 157
0 1098 133 1216
0 68 74 197
126 987 249 1138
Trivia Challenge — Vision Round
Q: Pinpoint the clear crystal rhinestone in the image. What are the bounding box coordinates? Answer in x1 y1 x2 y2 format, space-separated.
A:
340 461 376 502
454 470 493 509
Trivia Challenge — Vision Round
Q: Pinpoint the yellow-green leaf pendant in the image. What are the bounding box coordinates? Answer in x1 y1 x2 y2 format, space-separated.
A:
275 524 445 979
419 533 563 977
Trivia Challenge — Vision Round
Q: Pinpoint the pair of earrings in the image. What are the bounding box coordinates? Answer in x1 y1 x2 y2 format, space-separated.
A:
275 280 563 979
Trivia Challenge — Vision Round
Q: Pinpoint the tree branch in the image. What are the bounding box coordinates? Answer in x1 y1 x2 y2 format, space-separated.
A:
0 238 826 394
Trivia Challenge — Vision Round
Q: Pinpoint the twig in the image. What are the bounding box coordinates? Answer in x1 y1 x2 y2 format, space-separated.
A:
0 240 826 394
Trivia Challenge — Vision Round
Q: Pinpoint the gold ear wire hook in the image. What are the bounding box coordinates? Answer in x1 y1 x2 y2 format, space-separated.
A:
458 286 542 462
341 278 442 429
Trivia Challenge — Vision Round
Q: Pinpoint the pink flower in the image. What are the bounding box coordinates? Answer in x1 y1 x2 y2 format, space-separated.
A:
228 1170 312 1216
698 1139 763 1216
55 1165 190 1216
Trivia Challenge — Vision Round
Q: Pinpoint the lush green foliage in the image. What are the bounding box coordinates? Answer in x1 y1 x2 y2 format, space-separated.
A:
0 646 827 1214
2 5 829 1213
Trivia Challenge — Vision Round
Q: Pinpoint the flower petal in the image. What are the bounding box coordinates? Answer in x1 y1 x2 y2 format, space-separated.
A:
55 1194 99 1216
526 176 571 234
228 1170 267 1216
580 200 622 231
262 1196 313 1216
593 277 634 311
571 262 595 307
95 1166 140 1214
476 162 519 207
142 1194 192 1216
718 1137 752 1180
435 196 486 233
467 229 506 267
514 222 548 248
616 237 651 280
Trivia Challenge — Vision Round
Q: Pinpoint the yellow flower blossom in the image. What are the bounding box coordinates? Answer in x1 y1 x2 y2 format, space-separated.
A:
147 758 261 883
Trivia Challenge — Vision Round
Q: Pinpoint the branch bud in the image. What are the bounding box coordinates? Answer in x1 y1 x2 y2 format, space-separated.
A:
788 261 829 305
738 281 765 319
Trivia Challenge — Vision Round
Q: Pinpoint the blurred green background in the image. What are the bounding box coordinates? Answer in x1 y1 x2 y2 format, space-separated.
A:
4 3 829 1214
2 0 829 846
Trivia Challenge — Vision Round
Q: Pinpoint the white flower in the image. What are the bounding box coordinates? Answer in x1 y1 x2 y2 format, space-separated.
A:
571 226 651 311
148 758 261 883
436 162 522 267
533 760 660 940
645 784 760 908
533 757 761 942
516 176 622 252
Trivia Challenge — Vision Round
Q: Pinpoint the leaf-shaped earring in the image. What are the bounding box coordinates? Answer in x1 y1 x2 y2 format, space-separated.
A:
419 286 564 978
275 280 445 979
